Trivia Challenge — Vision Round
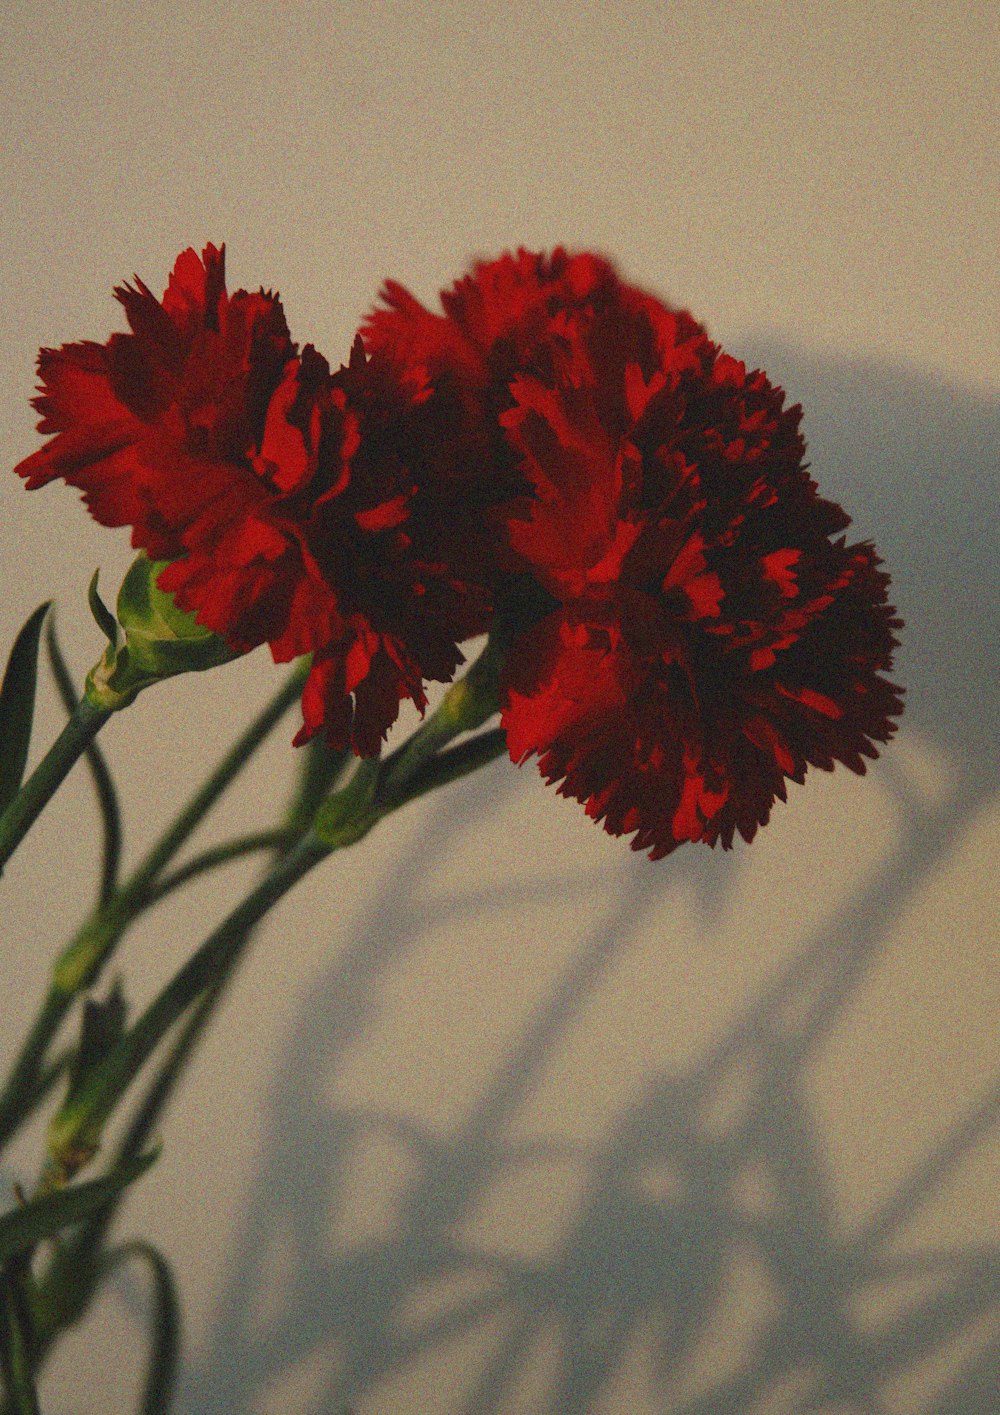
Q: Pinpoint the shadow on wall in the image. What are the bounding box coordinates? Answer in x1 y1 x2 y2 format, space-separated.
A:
177 355 999 1414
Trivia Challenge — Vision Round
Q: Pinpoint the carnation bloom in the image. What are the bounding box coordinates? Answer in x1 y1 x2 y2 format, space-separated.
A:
365 250 903 856
16 246 490 753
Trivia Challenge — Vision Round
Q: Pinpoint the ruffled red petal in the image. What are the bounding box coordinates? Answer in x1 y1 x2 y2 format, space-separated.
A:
441 250 904 857
18 242 903 822
15 250 495 757
502 544 902 860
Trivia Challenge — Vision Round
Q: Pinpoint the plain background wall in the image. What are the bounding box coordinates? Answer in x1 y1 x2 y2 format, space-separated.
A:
1 3 997 1411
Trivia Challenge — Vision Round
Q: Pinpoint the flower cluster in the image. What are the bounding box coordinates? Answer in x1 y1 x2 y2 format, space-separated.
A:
16 245 902 856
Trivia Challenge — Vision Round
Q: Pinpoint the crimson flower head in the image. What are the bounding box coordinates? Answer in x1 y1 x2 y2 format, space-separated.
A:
366 250 904 857
15 246 491 754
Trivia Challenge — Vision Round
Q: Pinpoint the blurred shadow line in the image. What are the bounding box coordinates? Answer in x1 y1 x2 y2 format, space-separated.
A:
176 355 999 1414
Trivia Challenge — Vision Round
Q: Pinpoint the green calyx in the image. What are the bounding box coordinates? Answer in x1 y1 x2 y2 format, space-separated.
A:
312 634 505 848
84 557 238 711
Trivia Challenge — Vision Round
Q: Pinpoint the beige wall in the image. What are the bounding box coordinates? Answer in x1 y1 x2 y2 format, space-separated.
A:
1 3 997 1411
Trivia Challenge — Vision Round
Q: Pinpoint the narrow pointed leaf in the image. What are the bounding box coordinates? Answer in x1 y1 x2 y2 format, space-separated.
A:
87 570 118 647
0 602 51 818
0 1151 158 1262
46 618 122 903
102 1242 179 1415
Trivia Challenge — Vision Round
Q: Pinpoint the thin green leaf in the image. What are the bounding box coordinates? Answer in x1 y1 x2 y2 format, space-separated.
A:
52 980 224 1294
102 1242 179 1415
46 618 123 904
0 603 51 818
0 1261 41 1415
87 570 118 647
0 1151 158 1263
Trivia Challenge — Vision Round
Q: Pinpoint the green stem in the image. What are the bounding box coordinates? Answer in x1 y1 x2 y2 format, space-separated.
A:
27 709 508 1379
44 718 507 1186
53 663 306 994
44 831 331 1185
127 833 327 1070
381 726 507 809
0 998 69 1152
0 698 112 877
42 641 506 1185
0 666 305 1152
29 767 323 1356
376 636 503 802
144 830 293 905
101 664 306 913
102 1243 179 1415
31 926 267 1357
45 620 122 907
29 744 352 1347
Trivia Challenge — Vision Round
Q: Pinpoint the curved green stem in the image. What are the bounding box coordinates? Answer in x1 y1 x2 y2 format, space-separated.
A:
0 997 71 1154
376 636 504 801
103 1242 180 1415
27 765 326 1356
26 671 508 1375
0 697 112 878
45 620 122 907
381 726 507 808
44 707 507 1187
99 662 307 916
0 666 306 1152
143 830 293 906
54 665 306 992
43 831 331 1186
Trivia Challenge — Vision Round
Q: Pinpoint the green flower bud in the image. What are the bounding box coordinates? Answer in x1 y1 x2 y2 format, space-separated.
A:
84 555 238 711
435 634 504 737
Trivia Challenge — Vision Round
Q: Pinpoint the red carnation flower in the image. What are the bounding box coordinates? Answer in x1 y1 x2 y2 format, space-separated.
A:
266 341 492 755
367 251 903 856
16 246 491 753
